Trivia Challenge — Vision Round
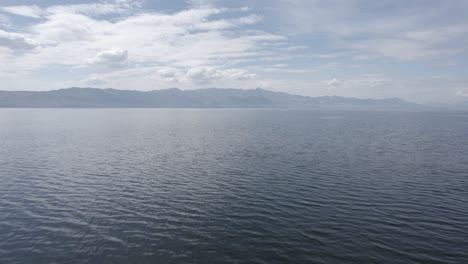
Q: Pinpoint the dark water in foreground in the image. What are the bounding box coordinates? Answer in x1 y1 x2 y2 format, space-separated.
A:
0 109 467 264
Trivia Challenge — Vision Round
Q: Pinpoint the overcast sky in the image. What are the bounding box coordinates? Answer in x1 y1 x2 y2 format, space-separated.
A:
0 0 467 102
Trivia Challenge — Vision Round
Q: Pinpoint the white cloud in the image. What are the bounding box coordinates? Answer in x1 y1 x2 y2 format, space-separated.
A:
185 67 220 83
271 0 468 61
86 49 128 68
2 0 465 103
1 1 140 21
1 5 44 18
150 67 182 82
221 69 256 80
13 4 280 70
2 0 141 20
47 0 140 17
196 14 261 30
350 32 466 61
326 78 340 87
31 13 105 43
0 29 40 50
0 0 287 83
456 90 468 97
324 75 393 91
158 67 178 78
185 67 256 83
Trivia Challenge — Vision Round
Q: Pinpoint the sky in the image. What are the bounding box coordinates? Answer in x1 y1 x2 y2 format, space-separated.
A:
0 0 467 103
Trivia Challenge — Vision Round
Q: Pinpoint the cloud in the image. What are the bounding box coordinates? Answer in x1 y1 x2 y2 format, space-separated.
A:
325 75 393 90
85 76 108 86
46 1 141 17
185 67 256 83
1 5 44 18
221 69 256 80
1 0 467 103
12 2 281 72
31 13 103 43
1 1 140 22
456 90 468 97
270 0 468 61
326 78 340 87
349 30 467 61
158 67 178 78
86 49 128 68
185 67 219 83
0 0 291 87
196 14 261 30
150 67 182 82
0 29 40 50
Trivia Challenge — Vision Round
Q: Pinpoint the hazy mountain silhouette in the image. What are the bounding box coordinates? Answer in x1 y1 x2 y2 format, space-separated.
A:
426 101 468 111
0 87 427 110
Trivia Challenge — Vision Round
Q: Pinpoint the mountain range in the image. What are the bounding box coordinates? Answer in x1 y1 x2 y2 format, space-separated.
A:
0 87 463 110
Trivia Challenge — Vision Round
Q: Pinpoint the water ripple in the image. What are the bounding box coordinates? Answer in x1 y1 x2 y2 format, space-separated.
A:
1 109 467 263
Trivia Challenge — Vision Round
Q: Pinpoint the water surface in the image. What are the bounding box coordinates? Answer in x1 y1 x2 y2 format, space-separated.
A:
1 109 467 263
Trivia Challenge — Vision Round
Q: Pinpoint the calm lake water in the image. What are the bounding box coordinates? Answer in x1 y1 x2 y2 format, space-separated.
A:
1 109 467 263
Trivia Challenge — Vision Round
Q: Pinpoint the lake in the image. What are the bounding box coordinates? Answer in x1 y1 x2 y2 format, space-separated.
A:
0 109 467 263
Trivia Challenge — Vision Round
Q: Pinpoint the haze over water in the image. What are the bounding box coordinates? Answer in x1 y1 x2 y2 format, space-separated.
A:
0 109 467 263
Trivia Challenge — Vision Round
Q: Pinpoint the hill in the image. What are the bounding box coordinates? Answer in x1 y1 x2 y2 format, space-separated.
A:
0 87 426 110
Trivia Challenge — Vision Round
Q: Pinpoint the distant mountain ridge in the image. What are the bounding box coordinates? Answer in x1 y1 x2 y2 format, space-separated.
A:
426 101 468 111
0 87 428 110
